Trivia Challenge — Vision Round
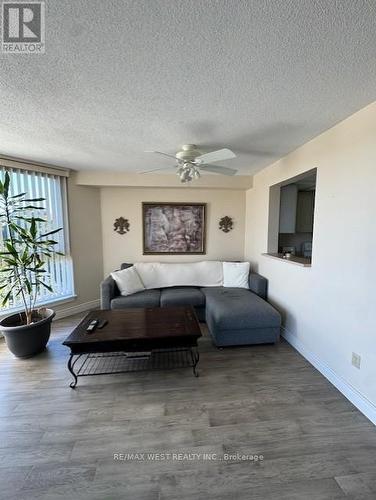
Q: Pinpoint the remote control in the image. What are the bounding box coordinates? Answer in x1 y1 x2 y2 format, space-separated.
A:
97 319 108 329
86 319 98 333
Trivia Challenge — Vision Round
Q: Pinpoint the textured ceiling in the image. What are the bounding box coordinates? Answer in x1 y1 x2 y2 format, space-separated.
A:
1 0 376 174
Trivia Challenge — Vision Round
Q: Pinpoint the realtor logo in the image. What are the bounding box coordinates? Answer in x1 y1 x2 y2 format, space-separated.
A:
1 2 45 53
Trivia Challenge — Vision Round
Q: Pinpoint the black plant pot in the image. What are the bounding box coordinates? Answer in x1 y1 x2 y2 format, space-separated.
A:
0 308 55 359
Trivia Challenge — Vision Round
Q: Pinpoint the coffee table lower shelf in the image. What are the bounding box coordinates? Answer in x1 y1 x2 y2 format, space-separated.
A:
67 347 200 388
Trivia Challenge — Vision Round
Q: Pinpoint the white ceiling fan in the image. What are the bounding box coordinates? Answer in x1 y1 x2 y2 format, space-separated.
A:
141 144 237 183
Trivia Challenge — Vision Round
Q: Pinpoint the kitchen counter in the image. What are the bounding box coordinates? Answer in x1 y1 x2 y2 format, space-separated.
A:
262 253 312 267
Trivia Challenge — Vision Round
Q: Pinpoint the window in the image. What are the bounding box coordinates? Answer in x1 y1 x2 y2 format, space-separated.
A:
0 164 75 312
267 169 317 266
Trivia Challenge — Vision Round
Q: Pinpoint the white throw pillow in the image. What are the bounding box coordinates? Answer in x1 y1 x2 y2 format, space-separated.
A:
134 261 223 289
223 262 250 289
111 267 145 296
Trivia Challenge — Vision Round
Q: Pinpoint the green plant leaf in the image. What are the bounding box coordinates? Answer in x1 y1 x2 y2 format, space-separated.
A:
23 197 45 202
14 206 44 211
17 217 46 223
3 172 10 199
21 246 29 261
10 192 27 199
9 222 24 235
1 289 13 307
38 228 62 238
30 218 37 238
0 257 17 266
40 281 53 292
5 242 18 257
24 279 32 294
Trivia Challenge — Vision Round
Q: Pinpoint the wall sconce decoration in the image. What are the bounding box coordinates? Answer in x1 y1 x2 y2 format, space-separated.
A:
114 217 130 235
219 216 233 233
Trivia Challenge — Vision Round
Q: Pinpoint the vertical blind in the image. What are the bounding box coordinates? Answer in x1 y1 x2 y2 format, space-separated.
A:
0 166 75 312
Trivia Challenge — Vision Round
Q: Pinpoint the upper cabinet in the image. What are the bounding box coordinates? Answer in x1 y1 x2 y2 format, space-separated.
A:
296 191 315 233
279 184 298 233
279 185 315 234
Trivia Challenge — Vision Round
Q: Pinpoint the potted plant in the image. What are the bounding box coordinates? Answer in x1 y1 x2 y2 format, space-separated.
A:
0 171 62 358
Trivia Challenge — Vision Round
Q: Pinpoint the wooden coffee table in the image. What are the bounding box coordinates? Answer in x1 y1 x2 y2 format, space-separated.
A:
63 307 202 388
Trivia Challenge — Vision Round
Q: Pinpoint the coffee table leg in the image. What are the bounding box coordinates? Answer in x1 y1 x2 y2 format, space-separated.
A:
68 353 78 389
190 348 200 377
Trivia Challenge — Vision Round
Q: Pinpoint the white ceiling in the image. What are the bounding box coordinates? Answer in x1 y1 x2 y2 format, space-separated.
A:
1 0 376 175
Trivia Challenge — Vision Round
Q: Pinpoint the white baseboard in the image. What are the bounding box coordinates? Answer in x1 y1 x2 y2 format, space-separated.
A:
54 299 100 320
282 326 376 426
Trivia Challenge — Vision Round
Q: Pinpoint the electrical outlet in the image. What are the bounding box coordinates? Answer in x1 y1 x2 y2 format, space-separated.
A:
352 352 361 369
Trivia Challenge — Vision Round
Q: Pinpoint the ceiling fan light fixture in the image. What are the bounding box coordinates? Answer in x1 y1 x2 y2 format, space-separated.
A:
176 163 200 183
192 167 200 180
180 170 192 183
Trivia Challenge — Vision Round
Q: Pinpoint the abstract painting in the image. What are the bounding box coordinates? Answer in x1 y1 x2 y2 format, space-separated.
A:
143 203 206 254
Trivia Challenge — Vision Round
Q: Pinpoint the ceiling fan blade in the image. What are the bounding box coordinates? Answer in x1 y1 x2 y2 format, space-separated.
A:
195 148 236 164
144 150 177 160
138 166 175 174
200 164 237 176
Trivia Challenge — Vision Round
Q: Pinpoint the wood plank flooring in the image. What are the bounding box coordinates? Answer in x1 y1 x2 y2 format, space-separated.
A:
0 313 375 499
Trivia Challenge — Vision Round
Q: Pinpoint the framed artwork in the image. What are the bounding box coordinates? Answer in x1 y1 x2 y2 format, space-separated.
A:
142 202 206 254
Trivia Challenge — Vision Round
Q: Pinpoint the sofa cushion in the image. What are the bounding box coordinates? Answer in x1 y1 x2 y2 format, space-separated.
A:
200 287 227 295
202 287 281 330
111 289 161 309
160 287 205 307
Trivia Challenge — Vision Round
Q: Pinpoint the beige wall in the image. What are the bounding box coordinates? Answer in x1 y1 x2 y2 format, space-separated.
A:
101 187 246 276
76 171 253 190
53 173 103 315
244 102 376 412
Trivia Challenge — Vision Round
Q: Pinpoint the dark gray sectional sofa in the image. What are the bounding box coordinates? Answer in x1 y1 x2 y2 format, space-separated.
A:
101 263 281 347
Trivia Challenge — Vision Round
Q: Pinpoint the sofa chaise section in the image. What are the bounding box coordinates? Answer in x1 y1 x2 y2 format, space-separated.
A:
202 287 281 347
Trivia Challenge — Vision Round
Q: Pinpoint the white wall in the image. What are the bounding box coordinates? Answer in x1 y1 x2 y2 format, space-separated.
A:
101 187 246 276
244 102 376 416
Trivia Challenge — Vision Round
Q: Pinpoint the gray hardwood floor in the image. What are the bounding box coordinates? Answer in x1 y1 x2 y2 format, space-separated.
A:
0 314 375 500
